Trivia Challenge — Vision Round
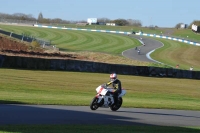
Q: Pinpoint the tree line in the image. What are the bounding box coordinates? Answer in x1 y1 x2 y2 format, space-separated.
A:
0 12 142 26
0 12 199 28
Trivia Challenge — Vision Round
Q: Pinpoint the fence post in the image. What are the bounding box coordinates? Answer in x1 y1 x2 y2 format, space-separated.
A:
21 33 24 42
10 32 13 37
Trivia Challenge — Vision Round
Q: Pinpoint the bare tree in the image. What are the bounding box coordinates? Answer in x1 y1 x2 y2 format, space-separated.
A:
51 18 62 23
127 19 142 27
37 12 43 23
175 23 183 29
97 17 111 23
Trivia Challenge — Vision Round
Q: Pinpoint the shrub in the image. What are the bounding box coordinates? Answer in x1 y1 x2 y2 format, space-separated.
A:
31 40 40 48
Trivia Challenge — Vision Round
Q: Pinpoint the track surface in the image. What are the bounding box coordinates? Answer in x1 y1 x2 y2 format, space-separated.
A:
1 104 200 126
122 34 163 63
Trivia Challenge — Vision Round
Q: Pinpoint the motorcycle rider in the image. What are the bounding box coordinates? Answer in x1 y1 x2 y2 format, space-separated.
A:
105 73 122 104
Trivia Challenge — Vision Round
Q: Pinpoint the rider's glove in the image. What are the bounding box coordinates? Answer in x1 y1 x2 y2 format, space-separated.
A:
105 83 108 87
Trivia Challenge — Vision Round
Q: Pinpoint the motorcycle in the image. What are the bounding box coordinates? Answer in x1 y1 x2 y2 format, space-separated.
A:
90 84 126 111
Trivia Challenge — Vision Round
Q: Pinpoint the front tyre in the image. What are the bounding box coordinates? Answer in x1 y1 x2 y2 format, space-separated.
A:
90 97 99 110
110 97 123 111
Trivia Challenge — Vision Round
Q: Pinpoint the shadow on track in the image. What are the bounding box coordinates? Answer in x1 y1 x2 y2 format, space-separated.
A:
0 102 200 133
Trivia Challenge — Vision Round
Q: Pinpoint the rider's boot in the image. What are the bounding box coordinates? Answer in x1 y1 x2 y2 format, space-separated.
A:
112 96 118 105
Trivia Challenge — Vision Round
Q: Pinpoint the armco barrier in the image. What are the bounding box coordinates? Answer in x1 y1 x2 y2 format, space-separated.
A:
135 32 200 46
33 24 131 35
0 54 199 80
33 24 200 46
0 29 34 43
0 29 51 45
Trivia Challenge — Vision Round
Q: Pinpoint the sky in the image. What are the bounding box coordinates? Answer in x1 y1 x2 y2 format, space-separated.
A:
0 0 199 27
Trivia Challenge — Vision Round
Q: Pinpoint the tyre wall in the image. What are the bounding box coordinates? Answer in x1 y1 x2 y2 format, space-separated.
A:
0 54 199 80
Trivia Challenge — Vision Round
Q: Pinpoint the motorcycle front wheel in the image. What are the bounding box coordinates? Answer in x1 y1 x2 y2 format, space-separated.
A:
90 97 99 110
110 97 123 111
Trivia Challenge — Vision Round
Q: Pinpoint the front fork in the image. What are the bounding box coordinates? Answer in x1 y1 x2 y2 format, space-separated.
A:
95 94 103 103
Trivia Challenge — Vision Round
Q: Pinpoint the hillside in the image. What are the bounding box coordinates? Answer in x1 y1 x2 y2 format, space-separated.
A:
0 34 87 60
0 34 151 66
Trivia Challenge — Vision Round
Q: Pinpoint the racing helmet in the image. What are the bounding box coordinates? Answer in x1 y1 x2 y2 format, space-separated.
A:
110 73 117 82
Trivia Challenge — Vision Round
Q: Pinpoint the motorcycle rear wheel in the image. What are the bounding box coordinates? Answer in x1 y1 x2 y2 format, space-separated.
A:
110 97 123 111
90 97 99 110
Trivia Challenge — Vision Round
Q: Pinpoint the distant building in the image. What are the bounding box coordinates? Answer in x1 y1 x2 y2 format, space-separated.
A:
98 22 106 25
106 23 116 26
87 18 97 25
192 24 200 33
180 23 187 29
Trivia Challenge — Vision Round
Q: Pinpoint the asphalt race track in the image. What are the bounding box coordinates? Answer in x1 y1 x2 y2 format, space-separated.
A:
122 34 163 63
1 104 200 126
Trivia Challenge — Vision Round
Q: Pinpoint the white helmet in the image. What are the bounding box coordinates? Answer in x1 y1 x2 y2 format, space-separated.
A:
110 73 117 82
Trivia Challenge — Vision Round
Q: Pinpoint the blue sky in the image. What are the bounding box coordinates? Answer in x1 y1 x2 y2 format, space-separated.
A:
0 0 199 27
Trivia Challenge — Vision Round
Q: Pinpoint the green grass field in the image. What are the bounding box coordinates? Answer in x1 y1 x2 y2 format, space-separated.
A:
40 24 200 42
0 125 200 133
0 25 141 55
173 28 200 42
0 68 200 133
150 38 200 70
0 24 200 132
1 24 200 70
1 68 199 110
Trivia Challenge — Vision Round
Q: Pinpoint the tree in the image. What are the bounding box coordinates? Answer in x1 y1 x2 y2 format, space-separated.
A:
113 19 128 26
188 20 200 29
37 12 43 23
51 18 63 23
97 17 111 23
127 19 142 27
175 23 183 29
0 11 142 26
42 18 50 24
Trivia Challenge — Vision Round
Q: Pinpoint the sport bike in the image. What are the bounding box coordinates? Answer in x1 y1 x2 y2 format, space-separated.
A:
90 84 126 111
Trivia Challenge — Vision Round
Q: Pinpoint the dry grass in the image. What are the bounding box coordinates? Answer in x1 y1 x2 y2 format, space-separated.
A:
60 51 152 66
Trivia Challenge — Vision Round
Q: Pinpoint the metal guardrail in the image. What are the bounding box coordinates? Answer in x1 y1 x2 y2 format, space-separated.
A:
135 32 200 46
0 29 34 42
0 29 59 51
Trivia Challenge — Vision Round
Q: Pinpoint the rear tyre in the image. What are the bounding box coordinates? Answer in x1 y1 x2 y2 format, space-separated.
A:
90 97 99 110
110 97 123 111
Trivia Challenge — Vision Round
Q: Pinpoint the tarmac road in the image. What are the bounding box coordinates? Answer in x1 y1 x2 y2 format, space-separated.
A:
1 104 200 126
122 34 164 63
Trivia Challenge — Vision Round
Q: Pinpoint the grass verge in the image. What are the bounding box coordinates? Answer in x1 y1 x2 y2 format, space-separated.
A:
0 125 200 133
0 68 200 110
